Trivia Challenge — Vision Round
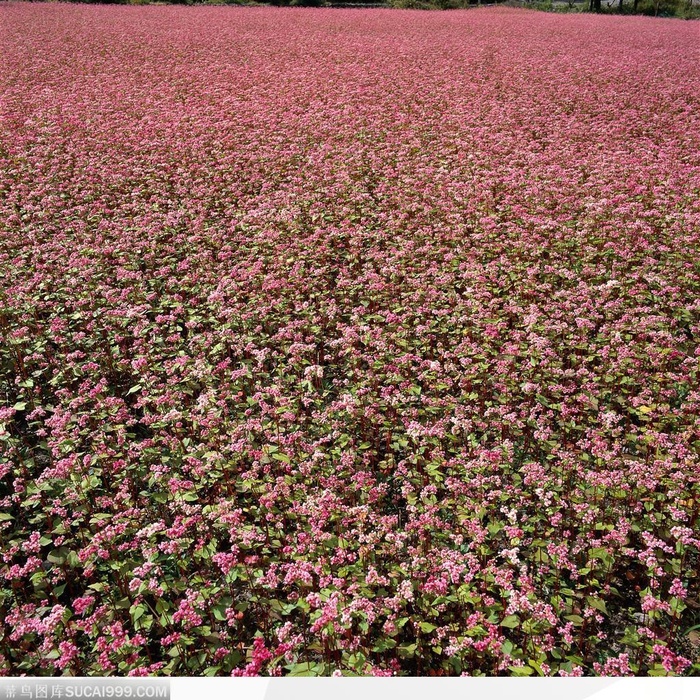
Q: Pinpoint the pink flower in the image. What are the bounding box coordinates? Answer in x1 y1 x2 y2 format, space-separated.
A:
72 596 95 616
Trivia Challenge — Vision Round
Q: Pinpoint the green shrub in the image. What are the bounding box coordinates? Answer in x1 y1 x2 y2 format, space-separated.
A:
607 0 700 17
387 0 435 8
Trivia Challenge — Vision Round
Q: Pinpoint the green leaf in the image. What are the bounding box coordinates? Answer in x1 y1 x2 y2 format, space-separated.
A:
398 644 417 658
372 638 397 652
501 614 520 629
212 606 227 622
529 659 545 676
419 622 437 633
46 547 69 565
509 665 534 676
586 596 608 614
287 662 324 676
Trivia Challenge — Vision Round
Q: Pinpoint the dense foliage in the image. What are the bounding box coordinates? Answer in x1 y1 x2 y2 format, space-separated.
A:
1 4 700 677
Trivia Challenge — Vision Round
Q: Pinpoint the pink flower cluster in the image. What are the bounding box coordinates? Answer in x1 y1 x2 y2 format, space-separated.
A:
1 3 699 677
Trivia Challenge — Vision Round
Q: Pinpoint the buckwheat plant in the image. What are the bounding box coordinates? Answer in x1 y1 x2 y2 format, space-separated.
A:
1 3 699 677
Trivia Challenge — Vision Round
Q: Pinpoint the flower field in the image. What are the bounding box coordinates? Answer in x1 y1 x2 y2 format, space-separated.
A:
1 3 700 677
